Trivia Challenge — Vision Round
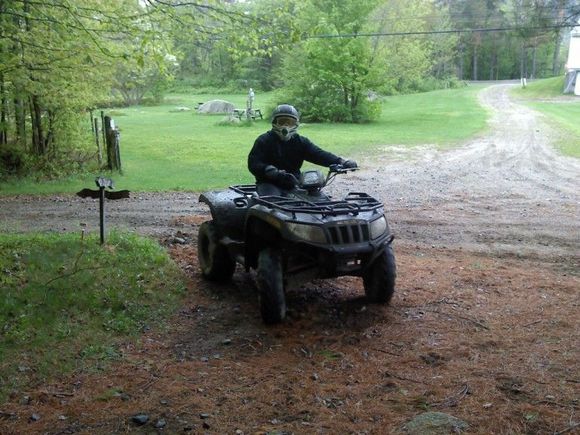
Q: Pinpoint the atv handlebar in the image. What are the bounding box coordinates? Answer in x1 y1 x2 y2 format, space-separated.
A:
323 164 359 187
292 165 358 193
328 163 359 174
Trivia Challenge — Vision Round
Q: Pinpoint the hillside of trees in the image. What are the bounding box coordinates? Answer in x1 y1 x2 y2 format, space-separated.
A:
1 0 579 177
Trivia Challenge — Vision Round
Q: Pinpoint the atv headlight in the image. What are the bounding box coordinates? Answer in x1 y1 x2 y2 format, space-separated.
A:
370 216 387 239
287 222 327 243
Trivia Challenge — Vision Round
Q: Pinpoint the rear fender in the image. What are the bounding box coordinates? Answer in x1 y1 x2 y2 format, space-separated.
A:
199 190 248 240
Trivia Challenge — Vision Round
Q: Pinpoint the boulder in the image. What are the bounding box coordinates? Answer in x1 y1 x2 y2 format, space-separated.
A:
197 100 235 114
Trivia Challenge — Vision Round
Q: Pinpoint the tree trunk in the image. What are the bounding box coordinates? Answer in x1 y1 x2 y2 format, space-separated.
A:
472 44 478 81
520 42 527 79
46 110 55 157
0 9 5 146
30 95 46 155
531 43 537 79
489 37 497 81
457 43 464 80
552 30 562 75
14 98 26 145
489 52 497 81
0 75 7 145
552 0 566 75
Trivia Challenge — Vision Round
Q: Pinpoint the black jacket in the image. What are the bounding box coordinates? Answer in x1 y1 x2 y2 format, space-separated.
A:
248 130 341 182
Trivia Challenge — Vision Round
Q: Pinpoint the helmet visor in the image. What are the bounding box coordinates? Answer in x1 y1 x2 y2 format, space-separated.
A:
274 116 298 127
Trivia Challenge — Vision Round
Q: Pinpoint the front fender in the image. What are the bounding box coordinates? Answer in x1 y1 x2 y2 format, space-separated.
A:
244 212 283 270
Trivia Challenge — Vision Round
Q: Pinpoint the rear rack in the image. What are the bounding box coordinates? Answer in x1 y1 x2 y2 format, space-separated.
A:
229 185 382 217
230 185 259 197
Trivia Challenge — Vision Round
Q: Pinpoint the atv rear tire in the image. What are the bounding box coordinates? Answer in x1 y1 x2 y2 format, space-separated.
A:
197 220 235 281
363 245 396 304
257 248 286 324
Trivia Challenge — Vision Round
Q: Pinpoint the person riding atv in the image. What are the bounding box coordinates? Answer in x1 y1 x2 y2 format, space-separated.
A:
197 105 396 324
248 104 358 196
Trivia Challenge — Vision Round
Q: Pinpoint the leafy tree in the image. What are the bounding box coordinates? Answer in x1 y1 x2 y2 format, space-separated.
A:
441 0 580 80
280 0 382 123
0 0 269 177
369 0 444 93
233 0 299 91
0 0 123 176
170 0 297 91
428 1 462 83
112 41 178 105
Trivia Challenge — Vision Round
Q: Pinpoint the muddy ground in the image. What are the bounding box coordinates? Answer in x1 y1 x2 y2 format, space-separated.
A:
0 85 579 434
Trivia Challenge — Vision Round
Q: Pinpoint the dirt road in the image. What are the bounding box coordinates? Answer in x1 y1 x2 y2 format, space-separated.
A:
1 85 579 434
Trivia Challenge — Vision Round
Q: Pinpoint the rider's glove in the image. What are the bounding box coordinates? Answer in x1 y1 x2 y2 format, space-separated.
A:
339 158 358 169
264 165 298 189
276 171 298 189
264 165 280 180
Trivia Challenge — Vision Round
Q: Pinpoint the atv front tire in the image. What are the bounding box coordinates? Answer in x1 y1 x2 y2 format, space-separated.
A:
257 248 286 324
363 245 396 304
197 220 235 281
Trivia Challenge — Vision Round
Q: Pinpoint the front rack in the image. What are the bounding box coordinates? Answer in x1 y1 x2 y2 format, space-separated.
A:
229 185 382 217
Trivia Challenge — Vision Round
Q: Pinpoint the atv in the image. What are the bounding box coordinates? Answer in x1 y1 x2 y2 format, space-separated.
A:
197 164 396 324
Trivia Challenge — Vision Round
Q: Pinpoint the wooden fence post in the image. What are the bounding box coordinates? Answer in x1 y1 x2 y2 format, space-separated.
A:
113 128 121 172
104 116 121 171
94 117 102 166
100 111 106 149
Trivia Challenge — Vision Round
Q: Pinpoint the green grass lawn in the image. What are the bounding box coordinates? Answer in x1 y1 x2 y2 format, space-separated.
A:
0 232 185 400
528 102 580 157
511 76 567 98
511 76 580 157
1 86 488 194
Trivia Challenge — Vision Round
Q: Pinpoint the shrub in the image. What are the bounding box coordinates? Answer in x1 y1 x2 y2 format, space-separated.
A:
415 76 467 92
0 146 26 179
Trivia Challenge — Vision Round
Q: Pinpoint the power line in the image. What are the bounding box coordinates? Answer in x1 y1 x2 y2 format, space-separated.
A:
367 8 574 24
304 23 576 39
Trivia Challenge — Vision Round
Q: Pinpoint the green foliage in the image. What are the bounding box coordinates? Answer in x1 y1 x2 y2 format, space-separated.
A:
427 2 461 82
0 231 186 400
112 49 178 106
0 0 273 177
170 0 297 91
0 145 26 178
413 76 468 93
280 0 383 123
453 0 574 80
370 0 440 94
167 0 578 92
0 0 127 175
